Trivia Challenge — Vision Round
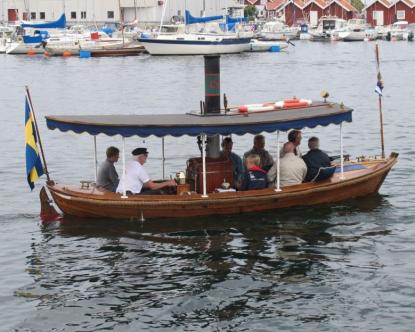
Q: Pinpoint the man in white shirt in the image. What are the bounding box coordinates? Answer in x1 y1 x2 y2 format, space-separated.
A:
116 148 176 195
268 142 307 188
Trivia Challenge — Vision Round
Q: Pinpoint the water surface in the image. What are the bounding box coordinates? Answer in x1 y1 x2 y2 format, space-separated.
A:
1 41 415 331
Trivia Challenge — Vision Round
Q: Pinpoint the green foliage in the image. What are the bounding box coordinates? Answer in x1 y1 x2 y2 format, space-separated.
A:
244 5 257 19
351 0 365 12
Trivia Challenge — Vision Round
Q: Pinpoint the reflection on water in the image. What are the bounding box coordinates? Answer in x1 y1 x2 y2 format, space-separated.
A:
12 195 393 330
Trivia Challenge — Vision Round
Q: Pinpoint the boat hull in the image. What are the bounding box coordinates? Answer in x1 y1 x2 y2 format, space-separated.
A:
6 42 44 54
138 37 251 55
47 155 397 220
249 40 288 52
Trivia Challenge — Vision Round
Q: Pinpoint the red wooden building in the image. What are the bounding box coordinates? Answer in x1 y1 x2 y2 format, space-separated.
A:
279 0 307 25
365 0 394 25
324 0 357 19
264 0 358 26
301 0 326 26
265 0 287 19
366 0 415 26
391 0 415 23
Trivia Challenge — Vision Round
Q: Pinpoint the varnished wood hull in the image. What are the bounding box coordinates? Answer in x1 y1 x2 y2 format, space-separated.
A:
47 155 397 220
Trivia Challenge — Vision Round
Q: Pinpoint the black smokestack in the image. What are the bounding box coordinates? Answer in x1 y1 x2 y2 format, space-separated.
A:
204 55 220 114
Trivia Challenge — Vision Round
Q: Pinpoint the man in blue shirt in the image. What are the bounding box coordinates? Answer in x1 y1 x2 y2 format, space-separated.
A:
220 137 244 184
302 137 331 182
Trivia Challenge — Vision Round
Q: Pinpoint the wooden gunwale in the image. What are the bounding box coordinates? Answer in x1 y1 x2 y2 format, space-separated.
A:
48 156 397 210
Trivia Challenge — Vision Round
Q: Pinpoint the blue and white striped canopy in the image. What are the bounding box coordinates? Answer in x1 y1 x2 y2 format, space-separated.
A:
45 102 352 138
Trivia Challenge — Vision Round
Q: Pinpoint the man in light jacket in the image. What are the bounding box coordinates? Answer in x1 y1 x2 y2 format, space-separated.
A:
268 142 307 188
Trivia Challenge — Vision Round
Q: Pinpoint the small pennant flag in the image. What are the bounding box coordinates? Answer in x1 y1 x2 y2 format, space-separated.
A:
375 72 384 96
25 96 44 190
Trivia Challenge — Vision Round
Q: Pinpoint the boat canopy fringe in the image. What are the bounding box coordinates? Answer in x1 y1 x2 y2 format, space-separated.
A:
21 14 66 29
185 10 223 25
45 102 353 138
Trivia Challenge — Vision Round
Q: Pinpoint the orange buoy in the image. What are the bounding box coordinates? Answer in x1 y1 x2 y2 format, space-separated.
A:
283 101 310 109
63 50 71 57
27 48 36 56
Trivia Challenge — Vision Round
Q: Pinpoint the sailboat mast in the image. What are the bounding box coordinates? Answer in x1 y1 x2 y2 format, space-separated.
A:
118 0 125 46
159 0 168 34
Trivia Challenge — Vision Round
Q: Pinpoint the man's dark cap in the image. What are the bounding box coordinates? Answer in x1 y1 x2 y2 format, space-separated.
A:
132 147 148 156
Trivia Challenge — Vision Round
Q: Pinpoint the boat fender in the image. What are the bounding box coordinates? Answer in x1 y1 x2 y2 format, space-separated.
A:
238 103 275 113
283 98 312 108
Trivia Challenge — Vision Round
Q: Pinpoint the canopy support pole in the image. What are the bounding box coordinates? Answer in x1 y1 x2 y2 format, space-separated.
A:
275 131 281 192
201 134 208 198
162 137 165 180
93 136 98 183
121 137 128 198
340 123 345 180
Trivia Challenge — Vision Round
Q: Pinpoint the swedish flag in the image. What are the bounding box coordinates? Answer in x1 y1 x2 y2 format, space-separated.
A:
25 97 44 190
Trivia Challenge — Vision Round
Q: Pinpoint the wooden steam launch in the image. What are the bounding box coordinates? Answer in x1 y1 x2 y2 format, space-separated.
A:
39 53 397 221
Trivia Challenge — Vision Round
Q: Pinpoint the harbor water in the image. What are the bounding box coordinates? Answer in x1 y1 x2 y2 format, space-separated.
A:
1 41 415 331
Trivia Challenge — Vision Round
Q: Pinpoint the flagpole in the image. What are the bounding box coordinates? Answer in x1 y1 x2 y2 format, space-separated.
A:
25 86 51 182
375 43 385 159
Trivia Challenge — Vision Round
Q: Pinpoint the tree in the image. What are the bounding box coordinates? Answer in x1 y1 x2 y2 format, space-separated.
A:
244 5 257 20
351 0 364 12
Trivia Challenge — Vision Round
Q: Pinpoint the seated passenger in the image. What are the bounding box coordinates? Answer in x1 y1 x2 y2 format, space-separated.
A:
302 136 331 182
244 134 274 171
280 130 302 158
239 154 267 191
268 142 307 187
220 137 244 183
116 147 176 195
96 146 119 192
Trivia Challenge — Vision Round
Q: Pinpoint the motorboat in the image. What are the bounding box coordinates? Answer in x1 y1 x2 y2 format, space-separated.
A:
309 16 347 41
257 20 299 41
337 19 370 41
385 21 414 41
248 39 289 52
45 31 133 56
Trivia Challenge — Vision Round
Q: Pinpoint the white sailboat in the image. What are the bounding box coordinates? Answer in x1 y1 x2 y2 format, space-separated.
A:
6 14 66 54
139 9 252 55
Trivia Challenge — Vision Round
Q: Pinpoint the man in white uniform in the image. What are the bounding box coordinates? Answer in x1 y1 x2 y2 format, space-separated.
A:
116 148 176 195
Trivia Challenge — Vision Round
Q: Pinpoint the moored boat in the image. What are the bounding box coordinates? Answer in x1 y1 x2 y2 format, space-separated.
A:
248 39 289 52
385 21 414 41
309 16 347 41
257 20 299 41
337 19 370 41
138 11 252 55
6 14 66 54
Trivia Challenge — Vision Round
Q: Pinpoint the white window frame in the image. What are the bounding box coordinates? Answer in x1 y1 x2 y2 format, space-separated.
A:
397 10 405 20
